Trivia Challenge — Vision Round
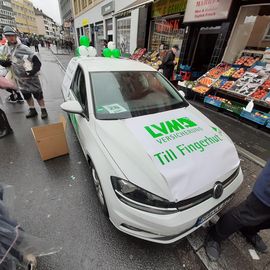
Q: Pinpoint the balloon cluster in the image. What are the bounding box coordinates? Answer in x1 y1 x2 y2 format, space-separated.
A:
76 35 97 57
102 41 121 58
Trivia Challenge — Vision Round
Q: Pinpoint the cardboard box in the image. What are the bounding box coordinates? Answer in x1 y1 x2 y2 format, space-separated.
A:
31 116 69 161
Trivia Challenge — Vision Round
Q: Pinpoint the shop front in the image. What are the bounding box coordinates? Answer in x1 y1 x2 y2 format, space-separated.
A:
182 1 270 131
179 0 233 78
128 0 187 76
148 0 187 53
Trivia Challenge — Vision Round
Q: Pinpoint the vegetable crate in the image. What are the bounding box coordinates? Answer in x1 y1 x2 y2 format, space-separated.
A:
265 120 270 129
204 96 223 108
240 110 270 126
221 102 244 115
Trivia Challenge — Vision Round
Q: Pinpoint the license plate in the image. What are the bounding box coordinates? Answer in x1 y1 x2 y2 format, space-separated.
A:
195 195 233 226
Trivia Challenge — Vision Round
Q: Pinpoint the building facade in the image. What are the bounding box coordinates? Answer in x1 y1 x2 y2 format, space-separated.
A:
11 0 37 34
0 0 16 31
58 0 74 41
34 8 46 36
72 0 146 55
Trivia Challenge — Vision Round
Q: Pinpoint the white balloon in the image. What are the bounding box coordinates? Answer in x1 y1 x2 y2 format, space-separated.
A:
79 46 88 56
87 46 97 57
108 41 115 50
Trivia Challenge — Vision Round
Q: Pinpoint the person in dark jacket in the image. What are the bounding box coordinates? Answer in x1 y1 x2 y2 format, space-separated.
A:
205 160 270 260
32 38 39 53
161 45 179 81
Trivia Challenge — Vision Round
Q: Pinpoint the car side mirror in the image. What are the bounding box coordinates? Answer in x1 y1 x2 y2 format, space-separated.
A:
179 90 186 98
61 100 83 115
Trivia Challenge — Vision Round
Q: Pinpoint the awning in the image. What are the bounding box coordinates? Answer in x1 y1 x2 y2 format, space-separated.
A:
113 0 154 17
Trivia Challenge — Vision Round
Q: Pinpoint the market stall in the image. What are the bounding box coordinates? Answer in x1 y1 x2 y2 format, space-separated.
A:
184 49 270 129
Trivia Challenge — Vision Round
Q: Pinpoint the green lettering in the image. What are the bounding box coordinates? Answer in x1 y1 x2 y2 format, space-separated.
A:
177 118 197 128
199 139 208 147
145 126 162 138
187 144 196 152
152 123 168 134
194 142 205 152
166 119 184 132
176 144 186 156
154 152 165 165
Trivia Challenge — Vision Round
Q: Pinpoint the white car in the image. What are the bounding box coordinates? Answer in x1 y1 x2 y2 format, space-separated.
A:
61 57 243 244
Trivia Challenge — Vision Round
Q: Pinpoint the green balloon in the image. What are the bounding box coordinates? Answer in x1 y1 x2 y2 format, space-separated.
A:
112 49 121 58
79 35 90 47
103 48 112 58
75 47 80 56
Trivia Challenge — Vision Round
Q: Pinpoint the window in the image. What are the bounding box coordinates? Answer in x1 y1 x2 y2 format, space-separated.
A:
74 0 78 14
90 71 187 120
71 67 89 117
116 17 131 54
82 0 87 9
264 24 270 40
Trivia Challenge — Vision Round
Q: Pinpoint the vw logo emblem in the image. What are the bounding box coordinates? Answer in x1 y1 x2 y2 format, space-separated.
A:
213 182 223 199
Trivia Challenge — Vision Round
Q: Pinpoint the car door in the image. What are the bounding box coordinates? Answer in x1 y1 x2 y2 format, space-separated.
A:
69 66 92 153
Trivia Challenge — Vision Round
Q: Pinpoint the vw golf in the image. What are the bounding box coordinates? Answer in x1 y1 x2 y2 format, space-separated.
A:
61 57 243 244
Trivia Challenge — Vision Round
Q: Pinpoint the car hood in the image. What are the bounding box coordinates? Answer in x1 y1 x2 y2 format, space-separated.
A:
95 106 240 202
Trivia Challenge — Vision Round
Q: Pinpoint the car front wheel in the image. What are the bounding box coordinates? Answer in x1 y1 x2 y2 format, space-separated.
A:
89 161 109 217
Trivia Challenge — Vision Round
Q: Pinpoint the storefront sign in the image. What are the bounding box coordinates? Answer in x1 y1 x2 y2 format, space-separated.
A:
101 1 114 16
156 19 180 33
82 18 89 27
184 0 232 23
151 0 187 18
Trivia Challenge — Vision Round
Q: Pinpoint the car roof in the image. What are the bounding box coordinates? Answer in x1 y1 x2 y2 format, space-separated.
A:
73 57 156 72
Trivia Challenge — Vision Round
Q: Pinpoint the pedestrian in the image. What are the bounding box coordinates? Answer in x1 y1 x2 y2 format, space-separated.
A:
32 38 39 53
160 45 179 81
0 26 48 119
205 160 270 260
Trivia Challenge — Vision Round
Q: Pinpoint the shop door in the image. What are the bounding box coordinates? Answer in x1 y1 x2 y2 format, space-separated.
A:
191 27 220 73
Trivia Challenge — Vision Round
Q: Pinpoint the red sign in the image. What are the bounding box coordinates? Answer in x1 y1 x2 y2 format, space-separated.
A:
155 19 180 33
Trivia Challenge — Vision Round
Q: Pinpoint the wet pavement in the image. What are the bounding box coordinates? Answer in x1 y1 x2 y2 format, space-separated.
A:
0 48 269 270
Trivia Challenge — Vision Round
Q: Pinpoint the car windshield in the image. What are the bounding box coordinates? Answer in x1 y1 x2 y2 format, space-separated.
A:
90 71 188 120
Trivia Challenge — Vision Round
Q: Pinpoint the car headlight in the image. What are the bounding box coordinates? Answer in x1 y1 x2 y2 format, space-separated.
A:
111 176 177 214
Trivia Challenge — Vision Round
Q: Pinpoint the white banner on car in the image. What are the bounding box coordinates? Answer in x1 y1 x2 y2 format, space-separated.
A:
124 108 239 201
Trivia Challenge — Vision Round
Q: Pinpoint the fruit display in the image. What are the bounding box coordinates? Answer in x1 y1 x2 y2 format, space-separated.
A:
220 81 234 90
130 48 147 60
212 78 228 88
249 65 264 73
234 56 260 67
232 68 245 79
185 81 196 89
261 79 270 90
198 76 215 87
250 89 268 100
222 67 236 77
193 84 210 94
253 111 269 119
207 63 231 79
265 94 270 104
207 95 231 104
237 83 259 96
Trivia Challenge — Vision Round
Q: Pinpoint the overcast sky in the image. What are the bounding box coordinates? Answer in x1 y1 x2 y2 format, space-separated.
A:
31 0 61 24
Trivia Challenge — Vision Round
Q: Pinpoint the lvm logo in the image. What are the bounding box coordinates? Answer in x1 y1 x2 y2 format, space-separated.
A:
144 117 203 144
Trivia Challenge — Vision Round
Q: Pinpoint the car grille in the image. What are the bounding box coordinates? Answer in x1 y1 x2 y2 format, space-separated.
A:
174 166 240 211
